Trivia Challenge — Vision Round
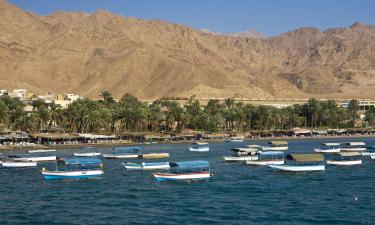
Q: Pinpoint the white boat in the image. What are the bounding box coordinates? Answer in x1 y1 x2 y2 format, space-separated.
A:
122 162 170 170
245 151 285 166
223 155 259 162
153 171 211 181
73 152 101 157
226 137 245 142
314 143 340 153
371 155 375 160
41 158 104 180
189 142 209 152
1 161 37 167
361 152 375 156
261 141 288 151
269 164 325 172
326 152 362 166
28 149 56 153
9 155 57 162
140 153 169 159
153 160 212 181
102 146 141 159
340 142 366 151
269 154 325 172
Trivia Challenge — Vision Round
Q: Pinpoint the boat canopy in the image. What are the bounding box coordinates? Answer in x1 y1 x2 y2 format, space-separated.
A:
193 142 209 145
260 151 284 156
322 143 340 146
338 152 361 157
343 142 365 146
231 147 258 153
286 154 324 162
63 158 102 165
245 144 262 148
170 160 210 169
268 141 288 146
114 146 142 152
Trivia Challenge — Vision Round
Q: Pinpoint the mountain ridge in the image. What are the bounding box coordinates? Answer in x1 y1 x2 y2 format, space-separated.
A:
0 0 375 100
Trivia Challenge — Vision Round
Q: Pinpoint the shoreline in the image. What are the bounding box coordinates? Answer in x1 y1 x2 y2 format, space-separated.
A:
1 134 375 152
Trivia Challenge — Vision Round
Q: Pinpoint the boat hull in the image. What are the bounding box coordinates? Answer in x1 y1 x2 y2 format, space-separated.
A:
13 156 56 162
189 147 209 152
153 171 211 181
261 146 288 151
102 154 139 159
141 153 169 159
42 170 104 180
73 152 101 157
340 147 366 152
371 155 375 160
326 160 362 166
314 148 340 153
123 162 170 170
1 161 37 167
223 156 259 162
246 160 285 166
28 149 56 153
269 164 325 172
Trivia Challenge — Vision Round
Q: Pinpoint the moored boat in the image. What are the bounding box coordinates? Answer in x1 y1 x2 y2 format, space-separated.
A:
189 142 209 152
140 153 169 159
153 160 212 181
28 149 56 153
224 147 259 162
226 136 245 142
326 152 362 166
246 151 285 166
41 158 104 180
73 152 101 157
340 142 366 151
102 146 141 159
122 162 170 170
8 155 56 162
314 143 340 153
269 154 325 172
0 158 37 167
371 155 375 160
261 141 288 151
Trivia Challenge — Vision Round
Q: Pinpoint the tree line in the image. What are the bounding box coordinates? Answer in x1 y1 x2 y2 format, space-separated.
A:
0 91 370 134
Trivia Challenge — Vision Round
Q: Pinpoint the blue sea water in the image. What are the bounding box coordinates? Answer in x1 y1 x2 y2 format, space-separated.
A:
1 137 375 225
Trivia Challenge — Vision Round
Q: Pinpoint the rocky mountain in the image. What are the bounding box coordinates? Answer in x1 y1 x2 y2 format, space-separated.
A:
228 29 267 39
0 0 375 100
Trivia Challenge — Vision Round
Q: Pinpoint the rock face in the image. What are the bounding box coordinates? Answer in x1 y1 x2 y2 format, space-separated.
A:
0 0 375 99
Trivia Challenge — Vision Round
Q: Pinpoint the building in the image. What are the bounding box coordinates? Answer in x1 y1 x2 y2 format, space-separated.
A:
66 93 82 101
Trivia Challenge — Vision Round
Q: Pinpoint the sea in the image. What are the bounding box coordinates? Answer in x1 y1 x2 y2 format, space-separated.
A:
0 137 374 225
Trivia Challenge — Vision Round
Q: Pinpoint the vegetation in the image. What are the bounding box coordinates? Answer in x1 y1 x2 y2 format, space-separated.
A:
0 93 369 134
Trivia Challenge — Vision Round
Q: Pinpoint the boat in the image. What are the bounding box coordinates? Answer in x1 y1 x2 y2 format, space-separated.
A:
73 152 101 157
0 156 37 167
226 136 245 142
371 155 375 160
245 151 285 166
140 153 169 159
224 147 259 162
269 154 325 172
153 160 212 181
314 143 340 153
261 141 288 151
41 158 104 180
326 152 362 166
189 142 209 152
28 149 56 153
122 162 170 170
8 155 57 162
102 146 141 159
340 142 366 151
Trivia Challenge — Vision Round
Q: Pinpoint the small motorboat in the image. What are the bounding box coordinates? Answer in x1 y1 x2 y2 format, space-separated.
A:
153 160 212 181
246 151 285 166
269 154 325 172
224 147 259 162
225 136 245 143
189 142 209 152
102 146 141 159
261 141 288 151
140 153 169 159
340 142 366 151
122 162 170 170
314 143 340 153
326 152 362 166
41 158 104 180
73 152 101 157
28 149 56 153
0 157 37 167
8 155 56 162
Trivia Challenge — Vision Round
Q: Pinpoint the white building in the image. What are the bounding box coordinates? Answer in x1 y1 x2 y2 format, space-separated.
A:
66 93 82 101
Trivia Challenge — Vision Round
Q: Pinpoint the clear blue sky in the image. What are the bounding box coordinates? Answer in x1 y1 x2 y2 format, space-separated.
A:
9 0 375 36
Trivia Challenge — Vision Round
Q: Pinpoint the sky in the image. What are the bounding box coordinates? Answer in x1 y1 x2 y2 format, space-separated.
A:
9 0 375 36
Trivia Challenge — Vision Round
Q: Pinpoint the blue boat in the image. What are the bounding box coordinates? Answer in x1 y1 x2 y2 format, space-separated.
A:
153 160 212 181
41 157 104 180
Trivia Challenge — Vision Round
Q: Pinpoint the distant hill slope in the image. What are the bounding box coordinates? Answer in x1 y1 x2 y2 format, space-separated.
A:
0 0 375 99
